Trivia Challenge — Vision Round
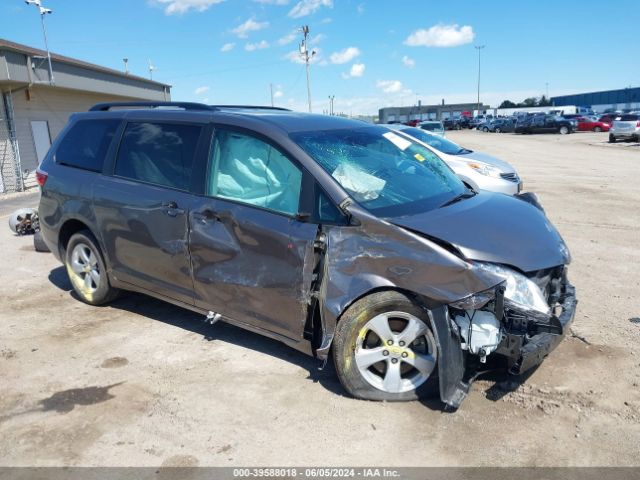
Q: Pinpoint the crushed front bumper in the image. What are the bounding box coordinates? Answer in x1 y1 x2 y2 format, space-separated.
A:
496 282 577 375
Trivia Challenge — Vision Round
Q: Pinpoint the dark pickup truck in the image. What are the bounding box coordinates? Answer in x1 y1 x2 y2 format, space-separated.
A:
515 114 575 134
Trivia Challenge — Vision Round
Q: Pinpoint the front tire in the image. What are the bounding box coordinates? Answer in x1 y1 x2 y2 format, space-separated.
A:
65 230 119 305
594 126 602 132
609 134 616 143
333 291 438 401
559 126 569 135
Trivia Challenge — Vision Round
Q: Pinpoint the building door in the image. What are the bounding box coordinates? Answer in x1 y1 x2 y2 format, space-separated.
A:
30 120 51 163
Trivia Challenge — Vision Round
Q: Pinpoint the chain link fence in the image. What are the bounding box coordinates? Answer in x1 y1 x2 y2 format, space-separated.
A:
0 93 24 194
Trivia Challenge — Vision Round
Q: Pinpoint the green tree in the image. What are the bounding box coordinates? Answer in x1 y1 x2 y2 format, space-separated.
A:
538 95 552 106
499 100 517 108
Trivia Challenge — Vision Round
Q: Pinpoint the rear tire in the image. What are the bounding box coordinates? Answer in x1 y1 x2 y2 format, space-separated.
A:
482 127 489 132
333 291 439 402
594 126 602 132
495 127 502 133
559 126 569 135
609 134 616 143
65 230 119 305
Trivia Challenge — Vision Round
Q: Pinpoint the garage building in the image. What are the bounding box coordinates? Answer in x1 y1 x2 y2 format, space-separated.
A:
0 39 171 193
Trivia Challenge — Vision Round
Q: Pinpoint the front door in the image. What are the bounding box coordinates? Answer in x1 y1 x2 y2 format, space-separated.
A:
189 127 318 340
94 120 205 304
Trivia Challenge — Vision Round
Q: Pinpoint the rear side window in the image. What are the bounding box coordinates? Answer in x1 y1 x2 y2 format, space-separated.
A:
620 114 639 121
115 122 202 191
55 119 120 172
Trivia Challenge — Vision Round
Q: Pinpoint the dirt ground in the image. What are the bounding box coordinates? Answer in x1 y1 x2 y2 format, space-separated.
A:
0 130 639 467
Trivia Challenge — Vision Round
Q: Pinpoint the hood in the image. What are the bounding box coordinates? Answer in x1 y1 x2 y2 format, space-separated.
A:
457 151 516 173
390 192 570 273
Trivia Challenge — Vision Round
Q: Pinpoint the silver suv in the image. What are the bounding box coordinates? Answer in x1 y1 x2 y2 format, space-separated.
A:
609 113 640 142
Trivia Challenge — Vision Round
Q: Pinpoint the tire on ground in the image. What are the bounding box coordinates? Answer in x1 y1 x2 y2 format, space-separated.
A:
65 230 119 305
33 231 50 252
332 290 439 402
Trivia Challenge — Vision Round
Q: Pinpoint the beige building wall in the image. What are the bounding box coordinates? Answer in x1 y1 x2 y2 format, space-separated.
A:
10 86 137 188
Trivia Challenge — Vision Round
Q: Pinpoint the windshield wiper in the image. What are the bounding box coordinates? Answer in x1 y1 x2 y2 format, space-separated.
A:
439 190 476 208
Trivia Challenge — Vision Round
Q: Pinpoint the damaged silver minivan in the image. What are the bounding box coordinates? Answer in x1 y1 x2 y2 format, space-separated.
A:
38 103 577 409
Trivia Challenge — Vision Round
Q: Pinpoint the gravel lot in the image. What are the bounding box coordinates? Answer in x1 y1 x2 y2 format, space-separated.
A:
0 130 639 467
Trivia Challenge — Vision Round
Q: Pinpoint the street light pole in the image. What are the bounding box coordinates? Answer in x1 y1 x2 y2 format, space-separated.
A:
475 45 485 117
328 95 335 115
25 0 54 85
299 25 316 113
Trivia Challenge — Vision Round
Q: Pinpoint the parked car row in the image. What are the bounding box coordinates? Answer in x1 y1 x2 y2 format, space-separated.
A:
37 102 576 410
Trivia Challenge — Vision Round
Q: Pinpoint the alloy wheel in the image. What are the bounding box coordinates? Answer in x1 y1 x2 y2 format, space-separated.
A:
69 243 101 293
354 311 437 393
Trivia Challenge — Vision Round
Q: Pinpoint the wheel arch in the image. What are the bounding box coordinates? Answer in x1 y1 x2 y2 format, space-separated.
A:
324 285 468 409
58 218 109 267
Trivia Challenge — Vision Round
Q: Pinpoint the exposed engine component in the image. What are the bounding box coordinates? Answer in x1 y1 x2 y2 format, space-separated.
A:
454 310 502 363
8 208 40 236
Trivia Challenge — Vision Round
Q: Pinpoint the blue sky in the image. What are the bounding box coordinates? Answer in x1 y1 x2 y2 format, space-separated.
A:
1 0 639 114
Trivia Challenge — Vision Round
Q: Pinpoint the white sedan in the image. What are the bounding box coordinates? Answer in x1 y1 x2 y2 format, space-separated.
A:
383 124 522 195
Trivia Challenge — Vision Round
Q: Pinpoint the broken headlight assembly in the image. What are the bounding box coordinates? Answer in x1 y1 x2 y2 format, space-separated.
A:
474 262 550 314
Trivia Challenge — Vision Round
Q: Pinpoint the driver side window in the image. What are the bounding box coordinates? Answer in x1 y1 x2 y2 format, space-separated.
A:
207 129 302 216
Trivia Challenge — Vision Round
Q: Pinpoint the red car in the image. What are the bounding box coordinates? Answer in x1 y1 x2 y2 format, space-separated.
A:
577 116 610 132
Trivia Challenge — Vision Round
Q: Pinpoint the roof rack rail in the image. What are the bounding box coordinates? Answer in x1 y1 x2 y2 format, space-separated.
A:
89 101 217 112
211 105 291 111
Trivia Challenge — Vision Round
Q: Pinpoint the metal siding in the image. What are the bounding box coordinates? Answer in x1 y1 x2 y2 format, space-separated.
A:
10 87 152 187
2 49 169 100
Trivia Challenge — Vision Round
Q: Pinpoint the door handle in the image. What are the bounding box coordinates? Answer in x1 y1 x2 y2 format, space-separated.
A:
192 209 220 224
162 201 185 217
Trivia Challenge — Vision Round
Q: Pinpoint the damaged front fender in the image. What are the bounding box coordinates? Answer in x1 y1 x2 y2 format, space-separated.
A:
313 204 504 407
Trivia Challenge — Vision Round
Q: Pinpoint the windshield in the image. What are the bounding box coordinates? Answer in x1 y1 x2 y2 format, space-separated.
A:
420 122 443 132
290 126 466 217
398 127 470 155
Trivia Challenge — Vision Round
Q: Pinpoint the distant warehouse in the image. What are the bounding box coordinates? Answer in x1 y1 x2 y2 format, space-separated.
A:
551 87 640 112
0 39 171 192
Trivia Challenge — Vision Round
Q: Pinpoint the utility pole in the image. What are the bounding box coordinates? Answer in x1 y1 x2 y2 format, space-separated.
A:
148 60 155 80
25 0 54 85
475 45 485 117
299 25 316 113
328 95 335 115
545 82 549 99
123 58 129 75
270 83 274 107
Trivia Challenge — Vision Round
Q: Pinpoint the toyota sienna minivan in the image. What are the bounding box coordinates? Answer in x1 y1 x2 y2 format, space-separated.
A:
37 102 576 409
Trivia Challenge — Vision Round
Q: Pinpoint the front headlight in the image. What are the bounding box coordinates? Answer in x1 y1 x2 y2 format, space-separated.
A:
475 262 550 314
467 162 503 178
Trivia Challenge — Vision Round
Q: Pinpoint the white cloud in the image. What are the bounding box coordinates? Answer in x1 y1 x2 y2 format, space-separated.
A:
254 0 289 4
245 40 270 51
232 18 269 38
401 55 415 68
329 46 360 64
274 90 284 98
288 0 333 18
404 24 475 47
310 33 326 44
320 17 332 24
377 79 403 93
357 3 365 14
278 30 298 46
220 42 235 52
153 0 225 14
194 86 210 95
342 63 365 79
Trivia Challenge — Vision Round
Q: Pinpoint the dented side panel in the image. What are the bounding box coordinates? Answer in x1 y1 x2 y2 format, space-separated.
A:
189 197 318 342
